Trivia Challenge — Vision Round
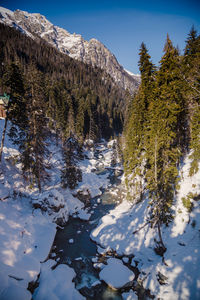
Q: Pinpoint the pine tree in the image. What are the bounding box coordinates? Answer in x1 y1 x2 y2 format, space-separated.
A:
21 63 49 191
76 96 85 140
61 135 82 189
124 43 155 201
146 35 185 246
183 28 200 175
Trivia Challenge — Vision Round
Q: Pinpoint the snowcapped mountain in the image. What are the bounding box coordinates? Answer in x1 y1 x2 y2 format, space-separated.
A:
0 6 140 93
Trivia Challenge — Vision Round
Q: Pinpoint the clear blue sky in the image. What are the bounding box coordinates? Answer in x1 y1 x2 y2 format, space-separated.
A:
1 0 200 74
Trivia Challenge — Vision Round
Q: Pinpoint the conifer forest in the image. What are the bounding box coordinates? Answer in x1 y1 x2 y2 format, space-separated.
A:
0 7 200 300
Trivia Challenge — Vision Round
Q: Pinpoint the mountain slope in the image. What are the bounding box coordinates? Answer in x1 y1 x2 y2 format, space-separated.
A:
0 6 140 93
0 22 127 140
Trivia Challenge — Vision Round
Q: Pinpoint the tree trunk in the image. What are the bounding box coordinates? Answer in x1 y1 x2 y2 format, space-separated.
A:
154 136 158 186
157 219 166 250
0 116 8 163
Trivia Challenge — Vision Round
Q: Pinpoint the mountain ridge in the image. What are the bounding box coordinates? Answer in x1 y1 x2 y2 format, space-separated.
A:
0 6 140 93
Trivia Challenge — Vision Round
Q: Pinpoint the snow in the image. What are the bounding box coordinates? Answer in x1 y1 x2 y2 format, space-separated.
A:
33 260 84 300
1 115 200 299
32 189 69 224
0 284 31 300
124 69 141 78
0 7 34 39
0 6 14 16
99 258 135 289
0 119 118 299
0 197 56 300
93 262 105 270
71 140 113 202
122 257 129 264
91 154 200 299
77 156 109 198
77 209 91 220
122 290 138 300
74 257 82 261
91 280 101 287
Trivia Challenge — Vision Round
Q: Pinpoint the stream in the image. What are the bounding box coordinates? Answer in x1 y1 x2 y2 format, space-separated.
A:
51 145 125 299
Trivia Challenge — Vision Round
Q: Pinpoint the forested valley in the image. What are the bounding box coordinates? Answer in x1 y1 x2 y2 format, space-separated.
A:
0 18 200 299
0 22 125 190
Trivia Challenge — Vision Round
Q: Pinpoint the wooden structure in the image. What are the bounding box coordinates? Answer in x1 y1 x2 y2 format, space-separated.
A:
0 94 9 119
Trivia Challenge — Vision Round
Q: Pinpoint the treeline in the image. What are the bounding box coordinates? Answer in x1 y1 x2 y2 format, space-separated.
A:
124 27 200 248
0 23 128 190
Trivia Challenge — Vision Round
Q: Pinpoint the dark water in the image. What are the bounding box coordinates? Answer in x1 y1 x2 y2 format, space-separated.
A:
52 171 124 299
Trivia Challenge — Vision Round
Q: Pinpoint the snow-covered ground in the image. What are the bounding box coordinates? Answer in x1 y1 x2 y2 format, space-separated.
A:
0 119 113 300
91 156 200 299
0 197 56 300
1 118 200 300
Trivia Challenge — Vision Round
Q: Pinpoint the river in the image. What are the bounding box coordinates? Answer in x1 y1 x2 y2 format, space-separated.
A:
51 143 125 299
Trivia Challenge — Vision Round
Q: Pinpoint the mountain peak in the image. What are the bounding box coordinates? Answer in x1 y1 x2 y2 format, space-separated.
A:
0 6 140 93
0 6 13 16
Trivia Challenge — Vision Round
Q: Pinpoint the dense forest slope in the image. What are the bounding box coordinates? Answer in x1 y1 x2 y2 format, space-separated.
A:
124 28 200 251
0 22 129 191
0 22 127 137
0 6 140 93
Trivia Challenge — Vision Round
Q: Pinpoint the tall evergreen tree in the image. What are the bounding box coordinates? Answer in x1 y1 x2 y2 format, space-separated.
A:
145 36 185 250
76 96 85 140
183 28 200 175
61 135 82 189
124 43 155 200
21 63 49 191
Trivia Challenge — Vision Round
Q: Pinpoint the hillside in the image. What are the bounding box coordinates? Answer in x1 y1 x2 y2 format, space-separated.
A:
0 22 126 140
0 6 140 94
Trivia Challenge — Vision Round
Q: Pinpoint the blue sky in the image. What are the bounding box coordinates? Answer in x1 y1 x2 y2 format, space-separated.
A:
1 0 200 73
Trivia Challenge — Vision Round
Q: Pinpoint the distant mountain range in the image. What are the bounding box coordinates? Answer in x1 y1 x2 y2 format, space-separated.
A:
0 6 140 93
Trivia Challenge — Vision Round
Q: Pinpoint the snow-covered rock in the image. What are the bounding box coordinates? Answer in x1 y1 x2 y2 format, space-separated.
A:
32 189 69 225
76 147 110 198
99 258 135 290
93 262 105 270
33 260 85 300
122 290 138 300
91 280 101 287
122 257 129 264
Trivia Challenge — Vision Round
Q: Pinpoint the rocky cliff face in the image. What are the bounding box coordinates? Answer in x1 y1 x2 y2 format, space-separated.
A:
0 6 140 93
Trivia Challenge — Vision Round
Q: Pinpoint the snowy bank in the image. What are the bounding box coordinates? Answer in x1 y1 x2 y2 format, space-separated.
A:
91 154 200 299
0 197 56 300
0 118 119 299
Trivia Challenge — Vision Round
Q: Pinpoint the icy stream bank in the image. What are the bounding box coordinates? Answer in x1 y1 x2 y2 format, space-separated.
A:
0 117 129 300
33 140 130 299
